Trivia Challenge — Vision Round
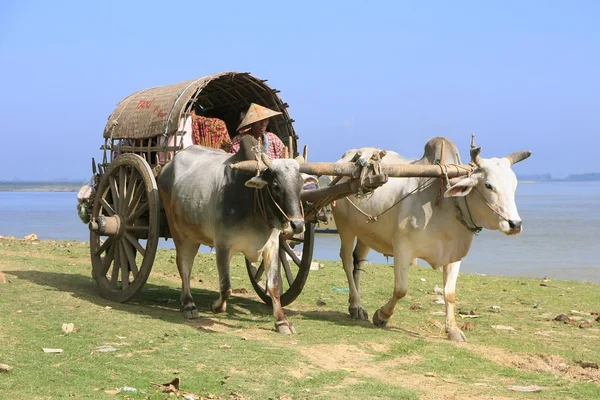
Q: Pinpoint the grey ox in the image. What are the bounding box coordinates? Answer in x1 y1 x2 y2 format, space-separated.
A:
331 137 531 341
157 136 312 334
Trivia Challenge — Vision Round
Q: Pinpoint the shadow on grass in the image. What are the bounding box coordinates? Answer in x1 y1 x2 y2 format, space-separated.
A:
6 270 273 329
296 309 427 338
295 308 376 329
7 270 421 336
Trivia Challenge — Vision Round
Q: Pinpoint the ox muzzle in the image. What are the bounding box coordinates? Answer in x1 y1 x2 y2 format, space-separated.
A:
286 218 305 235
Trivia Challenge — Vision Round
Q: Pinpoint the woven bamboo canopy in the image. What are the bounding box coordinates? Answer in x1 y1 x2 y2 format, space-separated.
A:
103 72 296 143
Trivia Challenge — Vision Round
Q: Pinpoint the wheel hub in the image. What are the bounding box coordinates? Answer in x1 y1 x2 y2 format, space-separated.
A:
89 215 123 237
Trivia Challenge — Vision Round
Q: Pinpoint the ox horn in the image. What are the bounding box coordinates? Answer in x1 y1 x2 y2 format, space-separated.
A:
506 150 532 166
229 160 266 174
470 146 483 166
261 152 273 169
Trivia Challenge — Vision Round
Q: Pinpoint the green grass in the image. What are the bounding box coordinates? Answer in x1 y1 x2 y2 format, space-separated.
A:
0 238 598 399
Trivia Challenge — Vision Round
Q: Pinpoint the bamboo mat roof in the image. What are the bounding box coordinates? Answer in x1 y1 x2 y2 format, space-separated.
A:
103 71 296 142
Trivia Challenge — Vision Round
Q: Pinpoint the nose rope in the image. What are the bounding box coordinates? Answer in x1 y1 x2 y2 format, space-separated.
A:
455 188 518 233
472 188 514 222
266 186 304 222
254 187 304 227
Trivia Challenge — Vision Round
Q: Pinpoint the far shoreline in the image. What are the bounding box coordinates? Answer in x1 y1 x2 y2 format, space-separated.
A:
0 188 79 192
3 179 600 193
0 182 82 192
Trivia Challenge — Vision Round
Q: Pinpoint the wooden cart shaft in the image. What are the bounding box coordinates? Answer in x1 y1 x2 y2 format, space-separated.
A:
298 162 473 178
231 160 474 179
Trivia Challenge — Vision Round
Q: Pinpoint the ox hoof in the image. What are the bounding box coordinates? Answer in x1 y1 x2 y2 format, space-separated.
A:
275 321 296 335
349 306 369 320
211 301 227 314
372 309 389 328
447 328 466 342
181 307 198 319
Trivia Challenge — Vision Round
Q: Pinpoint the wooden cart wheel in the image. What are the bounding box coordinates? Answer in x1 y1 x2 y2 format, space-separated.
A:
89 153 160 303
245 222 315 307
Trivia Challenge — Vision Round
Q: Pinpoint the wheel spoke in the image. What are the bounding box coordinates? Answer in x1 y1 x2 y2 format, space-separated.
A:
110 244 121 288
125 225 149 231
124 172 139 213
280 248 294 287
118 166 126 211
126 184 144 216
281 240 301 266
119 241 129 290
124 232 146 257
99 242 116 276
121 239 139 277
125 166 137 195
99 198 116 216
127 201 149 224
94 236 114 256
109 176 120 213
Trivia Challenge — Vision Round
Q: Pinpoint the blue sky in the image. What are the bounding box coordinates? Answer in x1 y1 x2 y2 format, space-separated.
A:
0 0 598 180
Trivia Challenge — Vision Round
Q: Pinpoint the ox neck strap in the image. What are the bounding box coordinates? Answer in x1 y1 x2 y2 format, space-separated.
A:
453 196 482 234
254 188 274 228
441 165 482 234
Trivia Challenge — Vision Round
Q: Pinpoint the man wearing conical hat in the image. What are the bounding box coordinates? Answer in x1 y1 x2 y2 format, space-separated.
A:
231 103 287 159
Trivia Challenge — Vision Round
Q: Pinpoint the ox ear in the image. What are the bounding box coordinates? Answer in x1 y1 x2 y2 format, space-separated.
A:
444 176 478 198
301 173 319 190
245 175 268 189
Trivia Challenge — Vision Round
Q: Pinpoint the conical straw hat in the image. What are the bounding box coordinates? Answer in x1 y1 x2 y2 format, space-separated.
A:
237 103 282 131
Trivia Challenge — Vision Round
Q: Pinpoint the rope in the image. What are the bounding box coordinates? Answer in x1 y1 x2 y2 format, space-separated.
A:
355 151 385 197
345 178 435 223
472 188 513 221
254 189 271 228
344 162 486 233
435 141 446 206
444 169 513 233
438 164 481 233
266 186 304 221
463 196 479 228
345 159 474 224
253 186 304 228
453 197 482 234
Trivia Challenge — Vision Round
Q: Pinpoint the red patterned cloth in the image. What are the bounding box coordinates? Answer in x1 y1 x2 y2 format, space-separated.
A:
191 115 232 152
231 131 286 159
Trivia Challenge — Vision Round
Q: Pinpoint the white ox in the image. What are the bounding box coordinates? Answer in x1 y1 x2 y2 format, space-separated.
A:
331 137 531 341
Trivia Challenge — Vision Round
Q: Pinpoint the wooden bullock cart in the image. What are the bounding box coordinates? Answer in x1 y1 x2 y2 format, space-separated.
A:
87 71 474 307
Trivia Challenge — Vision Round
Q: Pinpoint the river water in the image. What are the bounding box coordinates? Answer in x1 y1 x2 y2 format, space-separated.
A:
1 181 598 283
